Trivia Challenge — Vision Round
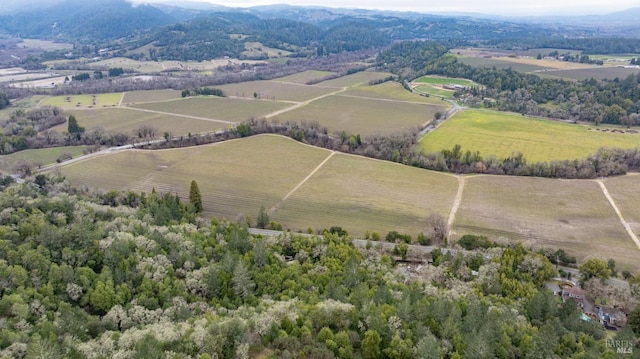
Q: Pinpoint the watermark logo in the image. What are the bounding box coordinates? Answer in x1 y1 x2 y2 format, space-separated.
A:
607 340 634 354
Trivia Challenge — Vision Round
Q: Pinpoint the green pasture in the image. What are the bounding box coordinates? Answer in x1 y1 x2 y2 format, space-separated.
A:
130 97 291 123
217 80 338 102
414 76 476 87
418 109 640 162
274 70 336 84
341 82 449 105
0 95 46 121
455 175 639 272
604 174 640 239
40 93 122 109
274 94 448 136
50 108 228 136
122 89 182 104
0 146 86 172
275 153 458 237
315 71 394 88
58 135 333 222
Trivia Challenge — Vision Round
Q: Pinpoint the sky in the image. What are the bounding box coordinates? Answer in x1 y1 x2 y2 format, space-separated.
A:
148 0 638 16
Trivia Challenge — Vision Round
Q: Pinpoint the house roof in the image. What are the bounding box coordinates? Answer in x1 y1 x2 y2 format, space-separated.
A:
564 286 585 297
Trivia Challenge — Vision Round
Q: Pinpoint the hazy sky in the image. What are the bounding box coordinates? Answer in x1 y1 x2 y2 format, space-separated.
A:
150 0 638 16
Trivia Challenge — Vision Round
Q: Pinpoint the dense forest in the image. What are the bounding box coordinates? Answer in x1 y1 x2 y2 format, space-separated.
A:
0 175 638 358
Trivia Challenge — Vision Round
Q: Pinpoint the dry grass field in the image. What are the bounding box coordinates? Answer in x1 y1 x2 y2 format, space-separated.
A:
274 153 458 236
274 70 337 84
122 89 182 104
603 174 640 237
59 135 333 221
130 97 292 123
41 93 123 109
341 82 449 105
217 80 338 102
315 71 394 88
457 57 551 73
418 109 640 162
0 146 86 172
537 67 640 81
454 175 640 271
273 94 448 136
50 108 228 136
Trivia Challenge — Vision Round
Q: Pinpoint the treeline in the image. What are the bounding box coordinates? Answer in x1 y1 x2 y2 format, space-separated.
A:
538 50 604 65
181 87 225 98
425 55 640 125
144 117 640 179
492 37 640 55
0 176 634 358
375 40 449 79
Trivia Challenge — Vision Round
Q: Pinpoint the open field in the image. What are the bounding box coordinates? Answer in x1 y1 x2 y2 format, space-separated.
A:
275 153 458 236
242 41 291 58
537 67 640 81
418 109 640 162
0 146 86 172
273 94 448 136
19 39 73 51
217 80 338 102
412 76 478 99
130 97 291 123
41 93 123 109
604 174 640 237
457 57 553 73
0 95 47 121
122 89 182 104
9 76 67 88
453 175 640 272
50 108 228 136
414 76 476 87
275 70 337 84
342 82 449 105
58 135 333 221
315 71 394 88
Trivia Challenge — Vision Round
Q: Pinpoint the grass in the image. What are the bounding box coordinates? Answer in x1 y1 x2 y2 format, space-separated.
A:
122 90 182 104
457 57 551 73
0 95 47 121
273 94 449 136
603 174 640 239
19 39 72 51
41 93 123 109
130 97 292 123
341 82 449 105
315 71 394 88
217 80 338 102
414 76 476 86
274 71 336 84
454 175 639 272
0 146 86 172
537 67 640 81
50 108 229 136
274 153 458 237
418 109 640 162
58 135 333 222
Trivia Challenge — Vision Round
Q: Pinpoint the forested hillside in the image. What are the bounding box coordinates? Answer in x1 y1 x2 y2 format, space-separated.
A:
0 176 637 358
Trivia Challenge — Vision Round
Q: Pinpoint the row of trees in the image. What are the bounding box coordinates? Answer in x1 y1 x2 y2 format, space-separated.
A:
0 175 636 358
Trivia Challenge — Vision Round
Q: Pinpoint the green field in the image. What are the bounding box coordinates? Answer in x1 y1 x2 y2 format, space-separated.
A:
217 80 338 102
414 76 476 87
274 94 448 136
41 93 123 109
50 108 228 136
122 89 182 104
418 109 640 162
275 153 458 236
0 146 86 172
411 76 477 99
454 175 639 272
341 82 449 105
275 70 337 84
130 97 292 123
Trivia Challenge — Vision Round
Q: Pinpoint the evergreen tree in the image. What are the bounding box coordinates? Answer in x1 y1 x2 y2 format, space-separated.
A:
256 206 269 229
67 115 85 137
189 180 203 213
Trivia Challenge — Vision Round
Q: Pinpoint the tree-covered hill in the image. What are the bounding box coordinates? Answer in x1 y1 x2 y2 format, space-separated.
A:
0 0 176 42
0 175 637 358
